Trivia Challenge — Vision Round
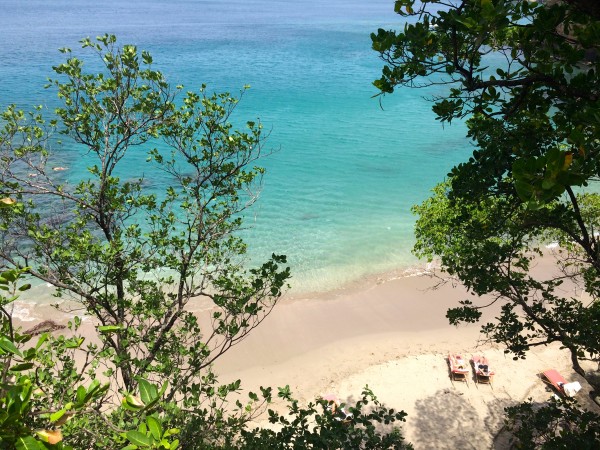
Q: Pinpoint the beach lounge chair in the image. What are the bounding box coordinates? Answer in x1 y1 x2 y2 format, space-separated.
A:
541 369 582 398
472 355 494 386
448 353 470 383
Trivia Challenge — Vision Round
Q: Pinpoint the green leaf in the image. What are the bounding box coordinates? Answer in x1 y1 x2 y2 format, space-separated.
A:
9 362 34 372
126 430 152 447
541 178 556 190
63 337 84 349
85 379 101 396
76 385 86 405
34 333 48 351
0 336 23 357
15 436 46 450
157 380 168 399
50 409 66 423
122 394 144 411
137 378 158 405
1 269 19 283
97 325 123 334
146 416 163 441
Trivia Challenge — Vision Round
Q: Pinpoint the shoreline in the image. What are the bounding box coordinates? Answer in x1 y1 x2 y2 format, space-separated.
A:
283 258 439 302
12 256 437 322
12 249 600 448
14 241 566 321
208 263 598 448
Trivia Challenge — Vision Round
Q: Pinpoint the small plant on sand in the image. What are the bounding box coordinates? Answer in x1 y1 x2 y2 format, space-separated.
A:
238 386 410 449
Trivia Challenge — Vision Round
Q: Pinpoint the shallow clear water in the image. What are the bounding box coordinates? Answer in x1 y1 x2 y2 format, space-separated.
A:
0 0 472 293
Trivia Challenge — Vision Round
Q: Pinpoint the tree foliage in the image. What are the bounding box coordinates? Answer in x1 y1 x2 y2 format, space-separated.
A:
373 0 600 445
504 397 600 449
1 31 289 397
0 35 411 449
373 0 600 373
0 268 179 450
239 387 410 449
373 0 600 205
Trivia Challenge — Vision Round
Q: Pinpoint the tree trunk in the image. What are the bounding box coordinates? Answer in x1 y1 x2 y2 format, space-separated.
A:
569 346 586 377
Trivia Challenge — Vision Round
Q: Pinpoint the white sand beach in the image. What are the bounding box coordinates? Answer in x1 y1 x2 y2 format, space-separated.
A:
15 256 600 449
210 264 599 449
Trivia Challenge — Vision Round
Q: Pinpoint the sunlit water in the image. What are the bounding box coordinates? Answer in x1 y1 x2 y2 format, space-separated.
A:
0 0 472 299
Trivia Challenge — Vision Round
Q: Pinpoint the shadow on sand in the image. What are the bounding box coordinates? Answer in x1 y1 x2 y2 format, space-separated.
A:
410 388 514 449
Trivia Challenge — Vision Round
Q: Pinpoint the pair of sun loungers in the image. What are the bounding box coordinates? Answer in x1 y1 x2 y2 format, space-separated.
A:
448 354 495 386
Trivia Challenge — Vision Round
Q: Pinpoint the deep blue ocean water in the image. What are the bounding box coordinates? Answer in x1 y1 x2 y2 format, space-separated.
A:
0 0 472 293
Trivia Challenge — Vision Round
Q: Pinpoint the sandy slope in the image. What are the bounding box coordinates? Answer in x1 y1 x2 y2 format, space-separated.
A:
211 268 598 449
16 256 599 449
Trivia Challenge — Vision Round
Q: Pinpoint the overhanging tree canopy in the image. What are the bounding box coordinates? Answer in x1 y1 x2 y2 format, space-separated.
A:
0 34 293 447
372 0 600 376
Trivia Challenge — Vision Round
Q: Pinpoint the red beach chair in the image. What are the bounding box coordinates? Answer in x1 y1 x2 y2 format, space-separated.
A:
448 353 470 384
472 355 494 386
541 369 582 397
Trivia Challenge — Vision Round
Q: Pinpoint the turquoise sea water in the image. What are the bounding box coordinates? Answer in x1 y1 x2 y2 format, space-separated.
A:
0 0 472 294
